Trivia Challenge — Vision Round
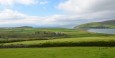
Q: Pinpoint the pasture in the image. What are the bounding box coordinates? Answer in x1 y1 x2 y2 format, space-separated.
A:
2 36 115 47
0 28 115 58
0 47 114 58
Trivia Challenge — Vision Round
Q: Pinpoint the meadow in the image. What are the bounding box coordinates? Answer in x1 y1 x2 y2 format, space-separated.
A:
0 28 114 47
0 47 114 58
1 36 115 48
0 28 115 58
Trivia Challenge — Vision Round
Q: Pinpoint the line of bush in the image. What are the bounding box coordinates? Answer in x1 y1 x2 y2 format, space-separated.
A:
0 41 115 48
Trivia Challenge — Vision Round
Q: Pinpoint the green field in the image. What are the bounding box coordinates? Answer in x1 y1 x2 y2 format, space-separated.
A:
0 28 115 58
3 36 115 46
0 47 114 58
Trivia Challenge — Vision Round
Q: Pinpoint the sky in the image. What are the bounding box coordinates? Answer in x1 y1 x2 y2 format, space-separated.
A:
0 0 114 28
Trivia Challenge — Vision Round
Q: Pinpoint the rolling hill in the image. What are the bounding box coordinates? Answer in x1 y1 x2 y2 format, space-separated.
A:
74 20 115 29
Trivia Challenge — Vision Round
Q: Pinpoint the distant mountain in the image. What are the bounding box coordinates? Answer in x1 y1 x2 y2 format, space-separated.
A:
74 20 115 29
16 26 33 28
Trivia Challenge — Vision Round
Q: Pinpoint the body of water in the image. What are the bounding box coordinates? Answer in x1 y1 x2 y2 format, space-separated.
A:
88 29 115 34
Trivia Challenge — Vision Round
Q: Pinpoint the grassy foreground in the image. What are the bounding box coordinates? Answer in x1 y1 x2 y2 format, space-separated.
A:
0 28 115 58
0 47 114 58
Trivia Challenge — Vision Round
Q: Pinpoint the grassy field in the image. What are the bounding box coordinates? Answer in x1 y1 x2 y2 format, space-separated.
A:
0 28 115 47
3 36 115 45
0 28 113 44
0 47 114 58
0 28 115 58
0 28 112 38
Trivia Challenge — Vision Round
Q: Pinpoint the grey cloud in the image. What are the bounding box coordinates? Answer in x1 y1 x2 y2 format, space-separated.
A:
57 0 115 27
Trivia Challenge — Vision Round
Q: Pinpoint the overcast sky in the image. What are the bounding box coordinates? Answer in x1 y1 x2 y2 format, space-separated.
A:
0 0 114 28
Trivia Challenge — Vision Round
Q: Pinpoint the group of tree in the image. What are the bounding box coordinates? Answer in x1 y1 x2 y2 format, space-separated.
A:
0 31 68 40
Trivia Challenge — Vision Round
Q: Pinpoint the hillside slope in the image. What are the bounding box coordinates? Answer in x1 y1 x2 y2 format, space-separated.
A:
75 20 115 29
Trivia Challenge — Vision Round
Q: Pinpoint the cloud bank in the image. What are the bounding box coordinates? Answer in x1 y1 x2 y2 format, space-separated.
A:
57 0 115 20
0 0 114 28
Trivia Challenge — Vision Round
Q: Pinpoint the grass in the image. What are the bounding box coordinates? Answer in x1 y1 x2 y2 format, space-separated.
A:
0 28 115 58
0 47 115 58
0 36 114 48
4 37 115 45
0 28 113 44
0 28 114 48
